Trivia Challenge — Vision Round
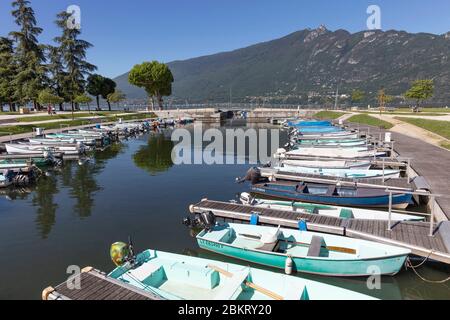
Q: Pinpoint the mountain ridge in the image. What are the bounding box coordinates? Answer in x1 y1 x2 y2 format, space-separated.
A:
115 26 450 104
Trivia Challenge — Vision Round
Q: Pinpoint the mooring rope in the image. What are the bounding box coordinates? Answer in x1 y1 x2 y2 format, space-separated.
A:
405 253 450 284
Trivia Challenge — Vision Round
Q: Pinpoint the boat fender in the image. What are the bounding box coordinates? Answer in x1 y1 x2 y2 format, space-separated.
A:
298 220 308 231
285 256 293 275
189 204 195 214
42 286 55 301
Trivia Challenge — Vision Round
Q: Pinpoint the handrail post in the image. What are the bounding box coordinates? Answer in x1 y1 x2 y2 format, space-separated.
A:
387 191 393 231
407 159 411 184
391 141 395 159
429 195 435 237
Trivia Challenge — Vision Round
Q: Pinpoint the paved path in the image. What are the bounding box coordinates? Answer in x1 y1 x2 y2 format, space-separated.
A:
369 114 450 150
346 122 450 221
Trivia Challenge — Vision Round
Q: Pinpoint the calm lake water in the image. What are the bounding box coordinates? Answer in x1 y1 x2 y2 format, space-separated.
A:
0 123 449 300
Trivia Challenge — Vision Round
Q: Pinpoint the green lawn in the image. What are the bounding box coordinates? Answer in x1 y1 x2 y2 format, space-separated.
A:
361 111 447 116
0 113 156 137
347 114 394 129
395 117 450 140
396 107 450 113
15 111 127 123
314 111 347 120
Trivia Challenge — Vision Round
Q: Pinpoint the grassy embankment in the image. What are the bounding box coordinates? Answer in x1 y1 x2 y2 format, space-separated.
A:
14 111 127 123
0 112 156 136
347 114 394 130
361 111 447 116
313 111 347 120
395 117 450 150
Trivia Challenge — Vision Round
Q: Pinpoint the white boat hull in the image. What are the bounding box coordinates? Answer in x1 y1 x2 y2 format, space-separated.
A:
281 159 371 170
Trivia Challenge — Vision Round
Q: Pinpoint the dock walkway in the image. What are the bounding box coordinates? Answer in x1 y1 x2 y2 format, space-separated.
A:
190 199 450 265
346 123 450 220
42 267 161 300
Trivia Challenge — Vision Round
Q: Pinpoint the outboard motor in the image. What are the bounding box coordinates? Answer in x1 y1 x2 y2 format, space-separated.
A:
182 211 216 232
110 236 136 267
199 211 216 231
240 192 257 206
236 167 264 185
273 148 287 159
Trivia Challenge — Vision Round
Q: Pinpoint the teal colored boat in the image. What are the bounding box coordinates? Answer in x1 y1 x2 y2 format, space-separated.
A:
108 249 376 300
0 158 52 168
197 223 410 277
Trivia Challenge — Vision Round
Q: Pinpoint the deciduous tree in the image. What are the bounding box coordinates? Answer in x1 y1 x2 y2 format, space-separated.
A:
405 79 434 110
128 61 173 110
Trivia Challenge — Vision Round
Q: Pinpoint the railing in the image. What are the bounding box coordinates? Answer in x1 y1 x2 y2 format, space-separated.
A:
0 132 14 143
386 190 449 236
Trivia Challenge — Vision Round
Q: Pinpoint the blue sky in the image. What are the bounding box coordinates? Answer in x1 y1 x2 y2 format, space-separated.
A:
1 0 449 78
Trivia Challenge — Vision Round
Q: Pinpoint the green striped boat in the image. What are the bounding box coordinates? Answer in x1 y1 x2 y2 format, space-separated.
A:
197 223 410 277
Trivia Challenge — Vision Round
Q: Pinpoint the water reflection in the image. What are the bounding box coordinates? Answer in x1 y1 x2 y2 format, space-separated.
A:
133 134 174 175
94 142 127 164
32 176 58 239
67 163 102 218
30 143 128 235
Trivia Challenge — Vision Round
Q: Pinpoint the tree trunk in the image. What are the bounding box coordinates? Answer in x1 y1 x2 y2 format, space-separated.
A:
107 101 111 111
71 101 75 120
149 96 154 111
157 93 163 111
96 96 101 111
59 103 64 111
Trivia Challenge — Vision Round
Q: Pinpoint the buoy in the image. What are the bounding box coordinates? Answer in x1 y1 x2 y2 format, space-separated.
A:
285 256 293 275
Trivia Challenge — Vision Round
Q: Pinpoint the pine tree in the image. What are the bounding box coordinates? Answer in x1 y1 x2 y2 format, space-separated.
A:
46 45 68 111
9 0 47 109
54 11 96 112
0 37 17 111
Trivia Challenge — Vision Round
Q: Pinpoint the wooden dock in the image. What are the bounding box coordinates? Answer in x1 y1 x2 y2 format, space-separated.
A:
42 267 162 300
190 199 450 265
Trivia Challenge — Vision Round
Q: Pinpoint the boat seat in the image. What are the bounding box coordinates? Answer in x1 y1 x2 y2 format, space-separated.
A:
166 262 219 290
340 209 354 219
131 263 163 282
214 270 249 300
256 240 280 252
307 236 325 257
